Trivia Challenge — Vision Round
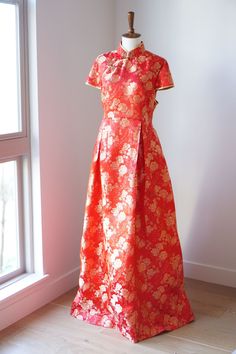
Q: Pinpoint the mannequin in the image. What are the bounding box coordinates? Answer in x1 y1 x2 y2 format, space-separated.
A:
121 11 142 52
71 11 194 343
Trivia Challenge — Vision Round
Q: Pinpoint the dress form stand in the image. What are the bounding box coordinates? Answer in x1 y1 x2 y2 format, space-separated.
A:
121 11 142 52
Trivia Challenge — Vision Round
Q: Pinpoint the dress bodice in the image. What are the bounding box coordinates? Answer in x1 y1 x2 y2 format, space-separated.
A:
85 41 174 125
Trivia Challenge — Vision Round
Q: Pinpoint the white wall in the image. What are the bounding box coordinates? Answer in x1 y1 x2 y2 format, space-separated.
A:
36 0 115 280
115 0 236 286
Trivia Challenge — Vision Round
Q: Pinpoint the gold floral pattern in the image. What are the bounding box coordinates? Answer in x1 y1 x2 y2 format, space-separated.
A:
70 41 194 343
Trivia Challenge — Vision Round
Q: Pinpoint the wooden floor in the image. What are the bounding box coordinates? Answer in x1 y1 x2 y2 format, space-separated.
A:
0 278 236 354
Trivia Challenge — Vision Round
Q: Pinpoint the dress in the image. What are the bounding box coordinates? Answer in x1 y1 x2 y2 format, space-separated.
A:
70 41 195 343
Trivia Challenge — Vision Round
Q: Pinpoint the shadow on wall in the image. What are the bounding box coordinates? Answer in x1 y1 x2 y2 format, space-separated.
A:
185 68 236 275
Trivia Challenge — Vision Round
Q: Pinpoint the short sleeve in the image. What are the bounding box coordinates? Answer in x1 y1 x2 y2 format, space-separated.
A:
156 59 174 91
85 56 101 89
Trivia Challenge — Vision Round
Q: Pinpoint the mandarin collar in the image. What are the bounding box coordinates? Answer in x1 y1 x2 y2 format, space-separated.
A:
117 40 145 59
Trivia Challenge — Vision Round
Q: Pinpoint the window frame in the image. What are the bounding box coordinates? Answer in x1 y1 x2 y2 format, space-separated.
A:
0 0 33 287
0 0 28 141
0 157 26 285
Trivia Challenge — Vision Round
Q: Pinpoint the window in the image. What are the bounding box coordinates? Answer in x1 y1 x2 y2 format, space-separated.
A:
0 0 33 287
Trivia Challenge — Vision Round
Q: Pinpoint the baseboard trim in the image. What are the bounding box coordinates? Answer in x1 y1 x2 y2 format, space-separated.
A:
184 260 236 288
0 266 80 331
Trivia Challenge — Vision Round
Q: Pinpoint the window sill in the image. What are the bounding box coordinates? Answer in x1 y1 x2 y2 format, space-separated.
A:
0 272 49 310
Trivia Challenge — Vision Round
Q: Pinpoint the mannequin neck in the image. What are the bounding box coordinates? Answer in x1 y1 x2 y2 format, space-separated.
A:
121 36 142 52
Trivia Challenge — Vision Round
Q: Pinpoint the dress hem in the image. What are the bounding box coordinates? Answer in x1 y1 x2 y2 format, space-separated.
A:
70 305 195 343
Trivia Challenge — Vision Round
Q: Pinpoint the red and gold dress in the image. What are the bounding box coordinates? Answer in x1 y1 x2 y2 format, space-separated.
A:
70 41 195 343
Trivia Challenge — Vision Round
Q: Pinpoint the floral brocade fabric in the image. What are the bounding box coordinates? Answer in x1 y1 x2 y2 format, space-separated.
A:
70 41 195 343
